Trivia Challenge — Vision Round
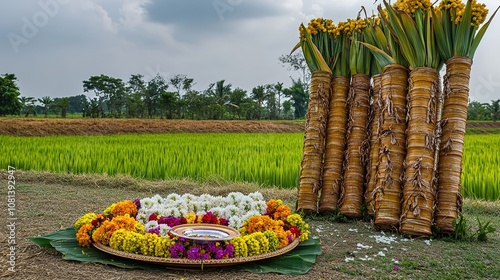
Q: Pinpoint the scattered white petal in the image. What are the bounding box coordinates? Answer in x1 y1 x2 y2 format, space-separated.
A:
353 250 358 254
391 259 399 264
401 248 407 251
369 235 398 245
345 257 355 262
383 247 388 251
343 240 347 243
359 255 373 261
375 251 386 257
315 228 322 233
348 228 358 232
357 243 372 249
424 239 432 246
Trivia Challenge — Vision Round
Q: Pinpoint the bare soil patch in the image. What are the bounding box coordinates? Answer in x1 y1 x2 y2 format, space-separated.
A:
0 118 305 136
1 172 499 280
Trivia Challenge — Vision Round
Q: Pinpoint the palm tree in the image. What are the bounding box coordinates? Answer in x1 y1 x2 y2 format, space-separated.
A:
207 80 234 120
486 99 500 122
251 85 267 120
38 96 52 118
274 82 284 119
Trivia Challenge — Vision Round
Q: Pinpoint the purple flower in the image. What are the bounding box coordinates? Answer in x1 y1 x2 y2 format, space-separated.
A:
224 243 234 258
287 234 293 243
187 246 202 260
169 243 186 259
393 265 399 271
148 227 160 235
133 198 141 210
159 216 181 227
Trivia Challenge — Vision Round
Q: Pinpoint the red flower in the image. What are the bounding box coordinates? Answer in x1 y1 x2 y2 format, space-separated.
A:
202 212 217 224
218 217 229 226
91 219 98 227
289 225 300 238
180 217 188 224
148 213 158 221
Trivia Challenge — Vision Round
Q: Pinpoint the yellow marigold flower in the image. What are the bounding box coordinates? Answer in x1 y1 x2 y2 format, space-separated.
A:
140 233 160 256
109 228 128 250
263 230 279 252
251 232 270 254
76 223 94 247
185 212 197 224
230 236 248 257
111 200 138 217
74 212 97 231
103 203 116 216
135 221 146 234
244 234 261 256
155 236 174 258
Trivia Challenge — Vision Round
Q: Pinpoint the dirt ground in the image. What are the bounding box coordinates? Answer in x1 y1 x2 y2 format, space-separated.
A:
0 118 305 136
1 172 499 280
1 118 499 137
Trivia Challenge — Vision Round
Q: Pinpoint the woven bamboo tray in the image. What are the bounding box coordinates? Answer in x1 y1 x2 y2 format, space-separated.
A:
93 238 300 268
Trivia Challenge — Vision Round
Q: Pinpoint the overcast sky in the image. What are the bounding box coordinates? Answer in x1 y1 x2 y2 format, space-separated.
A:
1 0 499 103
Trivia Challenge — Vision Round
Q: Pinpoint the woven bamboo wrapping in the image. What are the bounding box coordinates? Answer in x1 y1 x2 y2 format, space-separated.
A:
435 57 472 233
340 74 371 218
297 70 332 214
400 67 439 237
365 74 382 216
372 65 409 230
319 76 350 214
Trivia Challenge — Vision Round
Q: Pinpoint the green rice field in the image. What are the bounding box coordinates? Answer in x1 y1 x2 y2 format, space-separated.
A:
1 133 498 200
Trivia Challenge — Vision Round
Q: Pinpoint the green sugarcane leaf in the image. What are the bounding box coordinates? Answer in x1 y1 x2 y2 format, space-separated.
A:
360 42 396 67
400 12 425 67
382 1 417 67
432 8 453 60
290 41 301 55
469 6 500 58
455 0 473 56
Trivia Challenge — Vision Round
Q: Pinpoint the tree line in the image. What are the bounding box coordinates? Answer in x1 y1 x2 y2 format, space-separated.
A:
0 53 498 121
0 54 314 120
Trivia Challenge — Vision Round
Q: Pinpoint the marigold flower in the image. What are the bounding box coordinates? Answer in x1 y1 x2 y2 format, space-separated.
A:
111 200 138 217
76 223 94 247
74 212 97 231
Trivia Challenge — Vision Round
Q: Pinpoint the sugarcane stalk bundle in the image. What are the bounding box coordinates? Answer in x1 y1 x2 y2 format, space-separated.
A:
293 0 497 237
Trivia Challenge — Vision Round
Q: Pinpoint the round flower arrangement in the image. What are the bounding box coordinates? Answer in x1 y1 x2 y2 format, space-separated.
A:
75 192 309 260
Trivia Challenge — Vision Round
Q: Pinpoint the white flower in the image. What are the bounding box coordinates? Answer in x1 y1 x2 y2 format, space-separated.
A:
248 191 264 202
241 210 261 222
229 216 243 229
209 206 225 217
222 205 241 218
158 224 171 237
165 193 181 202
181 193 196 202
145 220 159 231
250 200 267 214
164 207 181 217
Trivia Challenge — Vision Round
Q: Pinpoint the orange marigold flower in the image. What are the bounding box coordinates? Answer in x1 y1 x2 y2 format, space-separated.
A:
273 205 292 221
111 200 138 217
76 224 94 247
266 199 283 215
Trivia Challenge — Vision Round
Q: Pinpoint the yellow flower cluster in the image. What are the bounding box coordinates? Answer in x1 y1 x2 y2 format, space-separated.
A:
110 229 174 257
74 212 97 231
438 0 488 26
103 203 115 216
471 0 488 26
111 200 138 217
394 0 432 15
108 228 142 254
334 19 367 38
305 18 335 36
263 230 279 252
286 214 310 242
230 236 248 257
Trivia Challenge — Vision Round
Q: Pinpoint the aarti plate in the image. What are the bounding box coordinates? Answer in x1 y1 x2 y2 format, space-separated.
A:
169 224 240 243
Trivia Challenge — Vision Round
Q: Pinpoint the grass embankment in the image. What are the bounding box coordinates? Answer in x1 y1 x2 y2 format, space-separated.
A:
2 172 499 279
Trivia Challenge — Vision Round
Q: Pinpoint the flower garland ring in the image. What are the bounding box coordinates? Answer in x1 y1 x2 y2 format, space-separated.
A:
74 192 310 264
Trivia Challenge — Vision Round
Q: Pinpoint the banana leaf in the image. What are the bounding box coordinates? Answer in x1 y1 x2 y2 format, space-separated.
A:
30 227 322 275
